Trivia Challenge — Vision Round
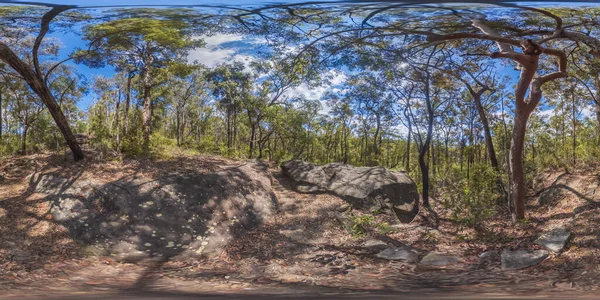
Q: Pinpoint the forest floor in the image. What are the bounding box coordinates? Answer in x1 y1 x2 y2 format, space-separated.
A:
1 152 600 298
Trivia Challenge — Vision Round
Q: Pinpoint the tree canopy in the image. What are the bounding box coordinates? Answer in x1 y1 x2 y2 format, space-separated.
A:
3 1 600 224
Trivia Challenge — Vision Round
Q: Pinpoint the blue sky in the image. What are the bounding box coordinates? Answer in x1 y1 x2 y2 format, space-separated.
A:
46 14 266 110
5 0 599 119
4 0 293 6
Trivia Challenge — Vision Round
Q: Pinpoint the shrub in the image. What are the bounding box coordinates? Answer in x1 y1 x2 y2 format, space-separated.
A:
348 214 375 238
440 163 499 227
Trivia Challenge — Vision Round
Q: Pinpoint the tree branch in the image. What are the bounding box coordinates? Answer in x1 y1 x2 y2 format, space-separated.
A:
426 32 522 48
490 51 528 65
471 18 514 53
32 5 72 78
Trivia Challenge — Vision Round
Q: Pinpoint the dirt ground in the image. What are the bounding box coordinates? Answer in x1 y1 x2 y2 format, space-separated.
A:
2 152 600 298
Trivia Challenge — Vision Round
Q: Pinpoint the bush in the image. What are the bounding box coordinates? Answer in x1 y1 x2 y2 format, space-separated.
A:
348 214 375 238
440 163 499 227
150 133 178 158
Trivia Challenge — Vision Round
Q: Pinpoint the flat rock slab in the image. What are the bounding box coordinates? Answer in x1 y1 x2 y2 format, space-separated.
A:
375 246 418 262
420 252 463 267
32 160 277 262
363 238 389 252
535 227 572 253
501 250 549 270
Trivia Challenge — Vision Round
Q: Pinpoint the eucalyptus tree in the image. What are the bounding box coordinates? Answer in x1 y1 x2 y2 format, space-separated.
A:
327 94 353 164
164 65 210 147
0 5 85 160
388 47 452 209
247 52 321 158
4 78 44 154
205 61 252 153
78 13 203 152
296 3 599 221
345 72 391 159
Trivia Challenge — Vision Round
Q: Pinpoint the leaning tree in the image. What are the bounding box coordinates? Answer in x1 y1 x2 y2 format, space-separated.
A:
0 5 85 160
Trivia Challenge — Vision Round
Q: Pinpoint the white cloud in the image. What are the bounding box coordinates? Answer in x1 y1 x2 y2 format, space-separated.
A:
391 124 409 137
188 36 349 117
328 69 347 85
537 109 553 122
287 84 328 101
202 34 244 46
581 106 595 119
187 34 257 67
284 69 346 103
188 47 237 67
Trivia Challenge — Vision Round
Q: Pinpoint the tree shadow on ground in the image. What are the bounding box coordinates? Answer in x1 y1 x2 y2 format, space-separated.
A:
0 154 279 289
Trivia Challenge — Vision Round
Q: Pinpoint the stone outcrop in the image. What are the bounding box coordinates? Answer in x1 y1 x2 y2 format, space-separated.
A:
33 161 277 262
281 160 419 223
375 246 419 262
535 227 572 253
420 252 463 267
501 250 549 270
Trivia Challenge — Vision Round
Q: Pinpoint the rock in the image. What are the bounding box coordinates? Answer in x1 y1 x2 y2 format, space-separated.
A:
420 252 463 267
9 251 33 263
535 227 571 253
363 238 388 252
33 160 278 262
0 174 5 182
501 250 549 270
538 188 564 206
336 204 351 212
479 250 498 259
281 160 419 223
81 245 109 257
375 246 419 262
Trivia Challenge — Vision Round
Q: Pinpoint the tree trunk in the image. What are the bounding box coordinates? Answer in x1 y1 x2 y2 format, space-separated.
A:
0 88 2 141
21 126 28 155
473 92 505 202
596 104 600 146
123 71 133 136
510 111 529 221
176 110 181 147
248 111 258 158
115 90 121 151
0 43 84 161
473 94 499 171
420 73 434 209
226 108 232 150
233 107 238 151
405 110 412 172
249 123 256 158
373 113 381 155
142 83 152 153
343 121 349 164
572 92 576 165
431 138 436 177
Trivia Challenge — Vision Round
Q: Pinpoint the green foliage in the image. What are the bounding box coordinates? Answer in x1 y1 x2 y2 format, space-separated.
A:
376 222 394 235
6 2 600 231
440 164 499 227
348 214 375 238
149 132 180 158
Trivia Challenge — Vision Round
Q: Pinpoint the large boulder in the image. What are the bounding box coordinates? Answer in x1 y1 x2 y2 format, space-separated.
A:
32 160 277 262
281 160 419 223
